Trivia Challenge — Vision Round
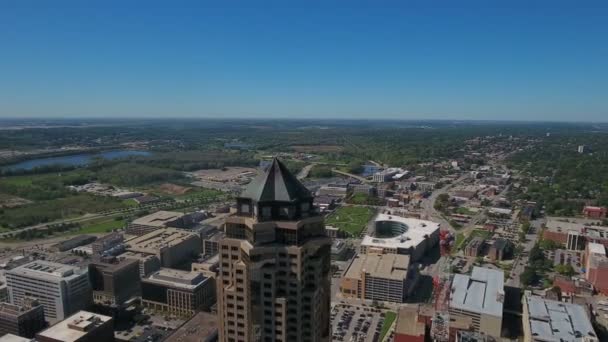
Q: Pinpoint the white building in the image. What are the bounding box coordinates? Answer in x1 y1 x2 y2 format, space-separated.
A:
360 214 440 261
372 168 401 183
6 261 91 325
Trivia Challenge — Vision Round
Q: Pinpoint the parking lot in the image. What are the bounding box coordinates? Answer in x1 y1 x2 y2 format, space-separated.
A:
331 304 387 342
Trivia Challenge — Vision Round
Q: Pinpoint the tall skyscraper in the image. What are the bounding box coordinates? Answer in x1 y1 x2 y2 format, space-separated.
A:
217 158 331 342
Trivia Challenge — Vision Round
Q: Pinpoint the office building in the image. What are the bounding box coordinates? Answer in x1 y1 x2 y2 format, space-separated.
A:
88 258 140 306
201 227 224 257
360 214 440 261
117 252 161 278
340 253 415 303
544 218 608 250
6 261 91 325
126 210 203 236
522 293 597 341
125 227 201 268
449 267 504 338
141 268 214 316
348 183 376 196
0 335 32 342
487 239 511 262
36 311 113 342
217 158 332 342
372 168 400 183
584 242 608 295
91 233 124 258
0 299 46 338
578 145 586 154
464 237 485 258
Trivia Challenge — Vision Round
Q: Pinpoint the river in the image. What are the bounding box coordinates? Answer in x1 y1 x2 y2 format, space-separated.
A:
1 150 152 171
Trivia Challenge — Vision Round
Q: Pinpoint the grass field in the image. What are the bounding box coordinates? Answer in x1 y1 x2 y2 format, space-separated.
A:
72 218 126 235
379 311 397 341
325 206 375 236
454 233 466 250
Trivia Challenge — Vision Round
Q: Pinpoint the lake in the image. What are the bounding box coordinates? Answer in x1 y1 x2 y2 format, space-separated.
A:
2 150 152 171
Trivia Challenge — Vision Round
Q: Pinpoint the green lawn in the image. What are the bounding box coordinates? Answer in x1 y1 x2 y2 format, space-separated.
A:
454 233 465 249
325 206 375 236
459 229 492 250
379 311 397 341
73 218 125 235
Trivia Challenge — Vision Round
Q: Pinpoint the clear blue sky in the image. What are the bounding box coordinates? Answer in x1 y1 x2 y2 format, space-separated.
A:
1 1 607 121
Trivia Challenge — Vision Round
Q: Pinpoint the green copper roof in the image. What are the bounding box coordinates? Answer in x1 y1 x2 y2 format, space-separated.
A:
241 158 311 202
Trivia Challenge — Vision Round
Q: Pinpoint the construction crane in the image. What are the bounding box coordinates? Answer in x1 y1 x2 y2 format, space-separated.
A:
432 230 454 341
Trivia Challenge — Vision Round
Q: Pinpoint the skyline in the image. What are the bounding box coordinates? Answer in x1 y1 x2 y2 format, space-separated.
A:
1 1 608 121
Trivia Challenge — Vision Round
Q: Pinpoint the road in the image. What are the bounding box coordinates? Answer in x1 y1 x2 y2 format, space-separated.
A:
420 173 469 232
331 169 370 183
505 218 543 287
297 164 314 180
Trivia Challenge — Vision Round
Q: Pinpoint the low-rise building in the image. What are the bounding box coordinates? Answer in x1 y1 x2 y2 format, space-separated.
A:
331 240 348 260
141 269 215 316
449 267 504 338
126 211 201 236
522 293 598 342
165 311 218 342
91 233 124 258
544 218 608 250
317 185 348 198
348 183 376 196
125 228 201 268
0 334 32 342
0 299 46 338
50 235 97 252
6 261 91 325
36 311 113 342
583 206 607 219
394 305 426 342
340 253 415 303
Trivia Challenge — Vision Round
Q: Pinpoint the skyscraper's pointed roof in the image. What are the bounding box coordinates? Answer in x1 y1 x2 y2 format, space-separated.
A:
241 158 311 202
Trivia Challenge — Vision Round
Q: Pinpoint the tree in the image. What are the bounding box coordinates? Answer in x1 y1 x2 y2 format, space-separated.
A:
520 267 538 286
555 264 576 277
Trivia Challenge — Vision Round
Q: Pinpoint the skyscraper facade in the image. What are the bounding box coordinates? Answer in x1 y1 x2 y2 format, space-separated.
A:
217 158 331 342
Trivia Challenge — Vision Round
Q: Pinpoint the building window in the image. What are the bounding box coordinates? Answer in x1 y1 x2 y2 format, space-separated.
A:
241 204 250 214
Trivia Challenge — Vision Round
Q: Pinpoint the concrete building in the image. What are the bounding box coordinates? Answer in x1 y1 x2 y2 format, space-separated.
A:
340 253 415 303
544 218 608 250
348 183 376 196
316 185 347 198
0 335 32 342
126 211 201 236
165 311 218 342
6 261 92 325
36 311 113 342
522 293 598 342
449 267 504 338
191 254 220 279
393 305 427 342
464 237 485 258
0 299 46 338
118 252 161 278
360 214 440 261
487 239 511 262
217 158 332 342
578 145 587 154
125 227 201 268
201 227 224 257
584 242 608 295
141 269 214 316
372 168 400 183
50 235 97 252
88 258 140 306
91 233 124 258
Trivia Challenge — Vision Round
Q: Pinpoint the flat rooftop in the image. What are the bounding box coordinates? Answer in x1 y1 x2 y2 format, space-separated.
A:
546 217 608 238
450 267 504 318
0 334 31 342
361 214 439 250
37 310 111 342
344 253 409 281
7 260 83 280
131 211 185 227
525 295 597 341
125 227 198 255
394 306 425 337
143 268 207 290
165 311 218 342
